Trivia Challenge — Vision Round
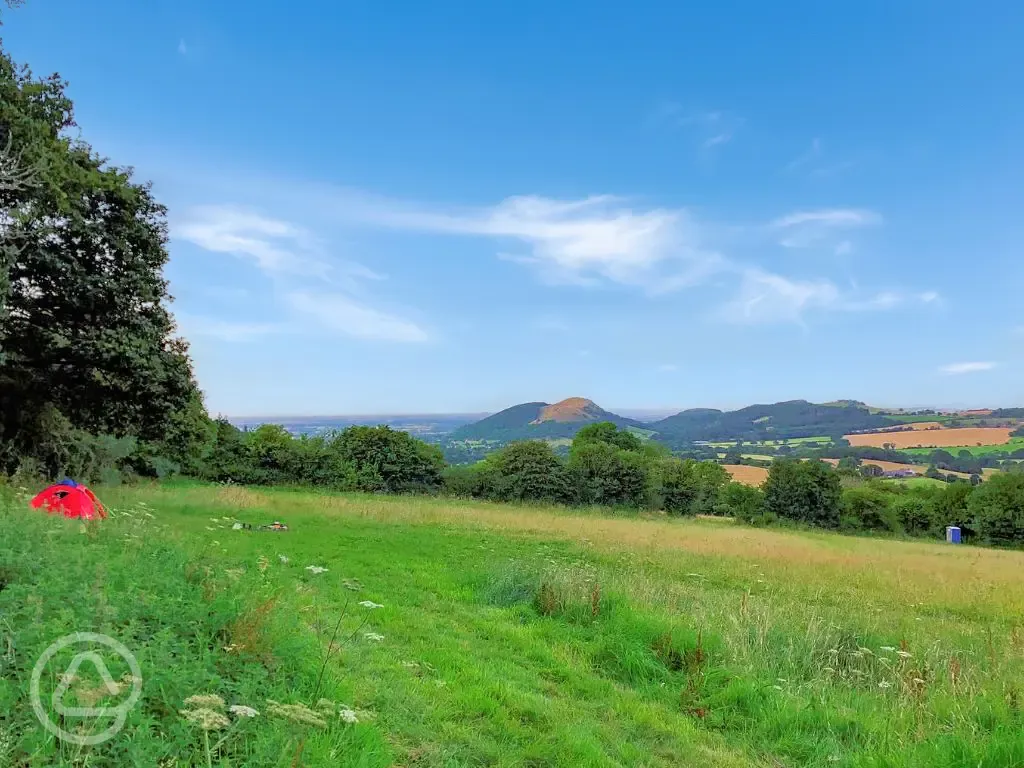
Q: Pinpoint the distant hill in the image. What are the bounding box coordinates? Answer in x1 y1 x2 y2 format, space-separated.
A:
652 399 895 444
451 398 647 441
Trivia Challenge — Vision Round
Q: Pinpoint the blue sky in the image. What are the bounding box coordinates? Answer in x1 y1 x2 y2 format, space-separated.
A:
6 0 1024 415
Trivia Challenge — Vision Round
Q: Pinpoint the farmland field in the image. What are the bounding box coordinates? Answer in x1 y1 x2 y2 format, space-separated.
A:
721 464 769 486
4 482 1024 767
901 438 1024 458
844 427 1014 449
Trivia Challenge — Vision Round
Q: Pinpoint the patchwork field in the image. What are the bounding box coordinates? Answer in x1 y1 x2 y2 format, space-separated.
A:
721 464 769 486
4 482 1024 767
844 427 1014 449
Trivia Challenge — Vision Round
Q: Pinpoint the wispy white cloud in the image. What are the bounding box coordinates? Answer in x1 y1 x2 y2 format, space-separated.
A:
718 270 841 325
177 206 331 278
346 194 726 293
939 361 997 375
177 39 188 56
284 291 428 343
176 206 423 344
718 270 938 325
772 208 881 250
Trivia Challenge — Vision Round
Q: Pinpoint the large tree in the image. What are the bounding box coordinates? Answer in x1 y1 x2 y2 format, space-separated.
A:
0 45 200 473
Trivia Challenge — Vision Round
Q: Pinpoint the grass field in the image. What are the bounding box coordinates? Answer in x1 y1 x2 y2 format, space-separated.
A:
4 482 1024 766
845 428 1015 449
901 438 1024 458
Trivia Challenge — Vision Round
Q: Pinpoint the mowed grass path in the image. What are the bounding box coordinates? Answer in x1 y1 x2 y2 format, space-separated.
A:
93 483 1024 767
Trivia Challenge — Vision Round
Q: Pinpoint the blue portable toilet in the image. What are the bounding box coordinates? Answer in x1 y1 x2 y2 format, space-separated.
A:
945 526 962 544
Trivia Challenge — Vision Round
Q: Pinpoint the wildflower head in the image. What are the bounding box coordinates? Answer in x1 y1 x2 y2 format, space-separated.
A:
228 704 260 718
180 708 230 731
265 699 328 728
305 565 329 575
358 600 383 609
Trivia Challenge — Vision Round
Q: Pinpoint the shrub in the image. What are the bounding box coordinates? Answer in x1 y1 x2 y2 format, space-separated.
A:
840 486 900 533
484 441 572 504
721 482 770 524
763 459 842 528
891 495 936 537
658 459 729 516
567 441 648 508
969 472 1024 546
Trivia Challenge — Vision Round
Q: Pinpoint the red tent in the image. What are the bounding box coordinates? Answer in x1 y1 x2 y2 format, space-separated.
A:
30 480 106 520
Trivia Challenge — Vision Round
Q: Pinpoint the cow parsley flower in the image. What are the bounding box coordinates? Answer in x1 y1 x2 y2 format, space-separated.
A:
229 704 260 718
305 565 328 575
339 708 359 724
364 632 385 642
358 600 383 609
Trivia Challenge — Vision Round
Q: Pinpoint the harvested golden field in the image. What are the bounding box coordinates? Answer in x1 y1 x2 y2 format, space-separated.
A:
722 464 769 486
894 421 945 431
844 427 1014 448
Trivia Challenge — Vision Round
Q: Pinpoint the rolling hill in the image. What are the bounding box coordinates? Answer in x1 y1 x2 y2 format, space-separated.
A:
651 399 895 445
451 397 647 441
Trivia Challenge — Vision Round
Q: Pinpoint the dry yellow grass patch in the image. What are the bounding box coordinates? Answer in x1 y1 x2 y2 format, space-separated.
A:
722 464 768 486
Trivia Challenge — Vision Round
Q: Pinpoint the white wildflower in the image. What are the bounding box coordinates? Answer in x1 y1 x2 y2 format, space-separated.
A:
339 708 359 724
880 646 896 652
305 565 329 575
913 678 926 685
228 704 259 718
358 600 383 609
878 681 892 689
278 554 289 564
232 523 244 530
363 632 385 642
180 707 230 730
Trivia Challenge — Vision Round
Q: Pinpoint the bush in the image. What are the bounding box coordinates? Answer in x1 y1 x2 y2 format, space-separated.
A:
891 495 936 537
330 425 445 493
840 486 900 533
567 440 648 508
484 441 572 504
763 459 842 528
969 472 1024 546
721 482 770 524
658 459 729 516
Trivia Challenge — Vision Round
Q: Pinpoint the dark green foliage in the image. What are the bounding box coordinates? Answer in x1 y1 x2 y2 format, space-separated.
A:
763 459 842 528
567 440 648 508
931 482 974 529
840 486 900 532
0 45 202 477
721 482 769 524
969 472 1024 546
657 458 729 516
441 463 488 498
891 495 936 537
331 425 445 493
574 421 643 452
483 440 572 504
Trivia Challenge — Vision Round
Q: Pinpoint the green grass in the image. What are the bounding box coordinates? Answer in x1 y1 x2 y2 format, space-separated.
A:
4 481 1024 766
895 476 948 489
902 438 1024 458
886 415 953 424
